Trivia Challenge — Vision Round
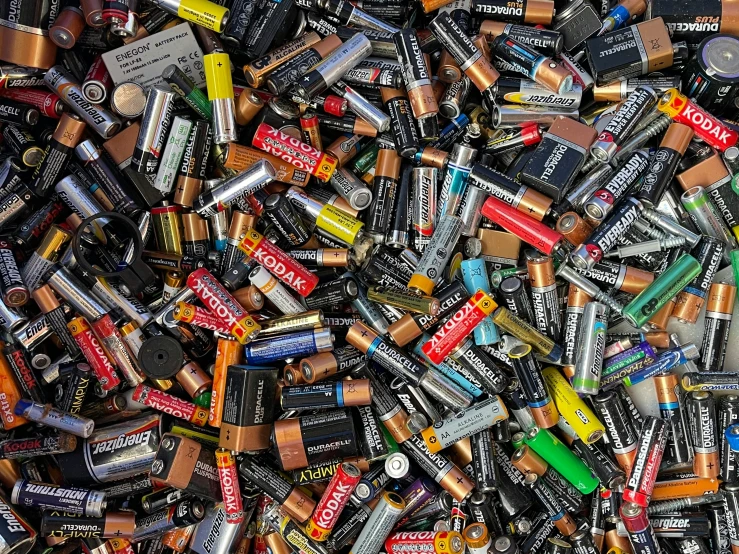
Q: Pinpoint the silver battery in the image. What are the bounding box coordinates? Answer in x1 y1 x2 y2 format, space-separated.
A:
419 368 473 411
110 82 147 119
342 85 391 132
572 301 608 396
0 301 27 333
349 492 405 554
681 186 737 252
412 167 437 252
154 116 193 194
410 214 463 293
458 184 486 237
12 309 70 352
45 264 108 321
44 66 122 139
205 179 229 251
55 175 111 240
351 279 390 335
492 104 580 128
212 97 238 145
439 77 470 119
385 452 410 479
193 159 276 217
189 502 247 554
330 167 373 210
132 85 176 174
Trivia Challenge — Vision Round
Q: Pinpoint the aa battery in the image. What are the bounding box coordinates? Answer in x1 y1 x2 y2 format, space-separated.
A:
492 307 562 362
194 160 275 218
527 257 561 341
131 85 175 174
428 12 500 95
582 150 650 224
15 399 94 438
2 125 44 167
420 396 508 453
293 33 372 104
408 215 463 295
622 252 702 328
281 380 372 411
306 462 362 541
685 390 720 482
204 52 237 144
590 86 658 162
471 0 554 23
491 35 572 95
29 113 87 197
636 123 694 207
41 511 136 539
11 479 106 517
162 64 212 120
623 416 667 506
508 344 558 429
571 302 608 395
349 492 405 554
394 29 438 121
591 391 639 471
365 148 401 242
44 65 121 139
132 500 206 543
411 167 437 252
653 372 693 468
699 282 736 372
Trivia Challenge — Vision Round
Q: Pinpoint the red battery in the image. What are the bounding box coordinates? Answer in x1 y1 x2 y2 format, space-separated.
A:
215 448 244 524
132 384 209 426
108 538 136 554
385 530 465 554
421 290 498 364
186 268 262 344
82 55 113 104
67 316 120 391
252 122 338 182
623 416 667 507
300 113 323 151
0 88 64 118
173 302 232 334
238 228 319 296
324 95 348 117
305 462 362 541
659 88 739 152
481 196 567 257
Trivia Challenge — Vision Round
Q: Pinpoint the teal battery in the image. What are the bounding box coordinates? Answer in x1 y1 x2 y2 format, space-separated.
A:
461 258 500 345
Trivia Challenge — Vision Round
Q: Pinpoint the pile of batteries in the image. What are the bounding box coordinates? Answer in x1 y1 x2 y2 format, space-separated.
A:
5 0 739 552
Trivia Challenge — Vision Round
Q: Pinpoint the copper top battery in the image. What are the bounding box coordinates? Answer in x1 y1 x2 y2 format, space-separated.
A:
556 212 593 246
394 29 439 120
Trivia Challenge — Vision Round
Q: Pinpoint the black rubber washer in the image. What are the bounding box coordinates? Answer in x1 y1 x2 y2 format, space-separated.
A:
138 335 184 380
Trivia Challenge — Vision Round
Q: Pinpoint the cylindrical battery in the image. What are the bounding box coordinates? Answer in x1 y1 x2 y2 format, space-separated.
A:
471 0 554 23
468 163 552 222
681 185 736 251
635 123 694 207
131 85 175 174
582 150 650 224
306 462 362 541
381 87 419 159
673 237 724 324
591 391 639 472
572 302 608 395
349 491 406 554
590 86 658 162
508 344 558 429
471 429 500 493
194 159 275 217
480 22 562 56
281 380 372 410
408 215 463 295
700 282 736 372
498 277 537 325
527 257 561 342
623 416 668 507
394 29 438 121
420 396 508 452
653 372 693 468
11 479 107 517
686 390 720 479
411 167 438 252
490 35 572 95
40 510 136 539
366 148 401 242
683 34 739 115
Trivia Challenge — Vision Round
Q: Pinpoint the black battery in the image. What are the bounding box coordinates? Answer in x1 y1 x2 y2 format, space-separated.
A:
304 277 359 309
646 0 738 50
354 406 389 461
242 0 298 58
471 429 499 493
222 0 256 47
149 434 222 502
720 395 739 483
683 34 739 115
585 18 675 84
520 117 597 202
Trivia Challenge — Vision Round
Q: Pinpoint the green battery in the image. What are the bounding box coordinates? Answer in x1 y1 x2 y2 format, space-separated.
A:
193 391 211 409
162 64 213 120
731 249 739 288
351 143 379 175
491 266 527 288
511 431 525 449
523 426 599 494
622 253 702 328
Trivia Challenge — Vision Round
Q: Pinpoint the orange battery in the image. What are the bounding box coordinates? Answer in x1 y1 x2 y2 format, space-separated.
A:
209 338 244 427
0 344 28 430
651 475 720 501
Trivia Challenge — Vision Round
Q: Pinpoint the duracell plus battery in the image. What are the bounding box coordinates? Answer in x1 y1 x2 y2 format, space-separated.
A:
150 434 222 502
491 35 573 95
29 113 87 197
428 13 500 97
219 367 278 452
479 21 562 56
273 409 360 471
585 18 675 85
472 0 554 24
520 117 597 202
646 0 739 50
175 120 212 208
700 282 737 372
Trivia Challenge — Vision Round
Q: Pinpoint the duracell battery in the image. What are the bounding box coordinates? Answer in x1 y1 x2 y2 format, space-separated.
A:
150 434 222 502
585 18 675 85
40 511 136 538
479 21 562 56
29 113 86 198
521 117 597 202
394 29 439 121
287 248 352 268
556 212 593 247
233 285 266 312
175 120 211 208
647 0 739 49
220 367 278 452
266 34 343 96
672 237 724 324
317 113 377 137
216 143 311 187
235 89 264 126
472 0 554 24
272 409 360 471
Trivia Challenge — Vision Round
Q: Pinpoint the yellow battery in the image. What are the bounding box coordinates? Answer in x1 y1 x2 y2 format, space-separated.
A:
177 0 229 33
542 367 605 445
317 204 364 245
204 52 235 101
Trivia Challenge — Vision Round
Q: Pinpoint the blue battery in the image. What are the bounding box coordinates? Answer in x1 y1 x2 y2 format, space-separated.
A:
244 329 334 364
461 258 500 346
413 335 484 398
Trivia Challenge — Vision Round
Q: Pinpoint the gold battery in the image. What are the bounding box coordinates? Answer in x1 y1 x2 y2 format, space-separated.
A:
152 203 185 255
233 285 265 312
542 366 605 443
492 306 558 360
438 50 462 83
556 212 593 246
235 89 264 126
367 285 440 315
36 225 73 262
257 310 325 337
